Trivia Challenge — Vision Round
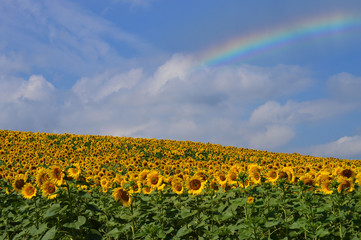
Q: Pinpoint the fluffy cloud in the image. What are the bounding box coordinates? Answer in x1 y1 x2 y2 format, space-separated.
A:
248 125 295 150
309 135 361 159
249 99 355 126
72 68 142 102
327 72 361 101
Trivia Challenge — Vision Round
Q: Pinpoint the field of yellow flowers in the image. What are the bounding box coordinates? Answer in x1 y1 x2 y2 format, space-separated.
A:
1 129 361 239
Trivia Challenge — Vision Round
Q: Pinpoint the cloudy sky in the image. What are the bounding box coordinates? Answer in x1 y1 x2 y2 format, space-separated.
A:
1 0 361 159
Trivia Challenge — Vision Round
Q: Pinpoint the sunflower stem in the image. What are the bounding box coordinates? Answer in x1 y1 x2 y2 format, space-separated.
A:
130 202 135 240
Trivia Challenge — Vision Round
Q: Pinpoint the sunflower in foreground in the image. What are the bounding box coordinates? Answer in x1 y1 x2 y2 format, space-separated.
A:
171 178 184 195
147 170 163 190
320 181 333 195
337 178 354 193
35 167 49 187
113 187 132 207
49 166 65 186
42 181 58 199
22 183 37 199
67 163 81 180
13 174 27 192
187 175 205 195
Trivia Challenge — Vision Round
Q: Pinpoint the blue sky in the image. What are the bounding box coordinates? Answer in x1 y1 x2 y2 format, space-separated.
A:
1 0 361 159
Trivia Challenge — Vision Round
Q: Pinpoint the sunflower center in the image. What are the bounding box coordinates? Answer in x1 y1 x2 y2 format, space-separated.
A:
120 189 130 201
151 176 159 185
341 169 352 178
15 179 25 189
48 185 55 194
190 179 201 190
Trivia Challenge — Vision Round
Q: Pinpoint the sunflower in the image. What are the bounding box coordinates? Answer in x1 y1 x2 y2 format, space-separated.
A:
248 164 261 175
250 171 262 185
22 183 37 199
278 167 295 183
247 196 255 204
171 178 184 195
13 174 27 192
266 170 278 184
35 168 49 187
112 187 132 207
67 163 81 180
337 178 354 193
147 170 163 190
316 171 333 186
338 168 355 179
215 171 227 186
142 186 153 194
320 181 333 194
299 174 315 191
41 181 58 199
226 170 238 185
187 175 205 195
49 166 65 186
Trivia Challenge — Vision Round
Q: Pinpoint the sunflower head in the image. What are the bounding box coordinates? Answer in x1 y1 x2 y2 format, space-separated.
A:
187 176 205 195
67 164 81 180
35 168 49 187
113 187 132 207
41 181 58 199
171 179 184 195
22 183 37 199
147 170 163 189
337 178 354 193
13 174 27 192
49 166 65 186
338 168 355 179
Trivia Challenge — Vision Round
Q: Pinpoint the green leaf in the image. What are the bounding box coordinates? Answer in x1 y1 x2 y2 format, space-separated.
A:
41 226 57 240
43 203 67 219
265 220 279 228
289 218 307 230
63 215 86 229
315 228 330 237
29 223 48 236
176 225 192 238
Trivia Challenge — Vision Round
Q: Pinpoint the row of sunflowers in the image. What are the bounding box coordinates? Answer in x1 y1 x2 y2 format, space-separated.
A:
1 130 359 203
1 129 361 239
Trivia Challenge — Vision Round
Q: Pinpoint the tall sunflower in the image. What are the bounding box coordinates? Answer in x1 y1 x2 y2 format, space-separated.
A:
13 174 27 192
171 178 184 195
266 170 278 184
320 181 333 194
112 187 132 207
22 183 37 199
187 175 205 195
49 166 65 186
35 168 49 188
337 178 354 193
147 170 163 190
42 181 58 199
67 163 81 180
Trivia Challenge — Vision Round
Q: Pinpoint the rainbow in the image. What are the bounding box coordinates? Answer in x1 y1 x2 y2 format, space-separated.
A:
197 12 361 68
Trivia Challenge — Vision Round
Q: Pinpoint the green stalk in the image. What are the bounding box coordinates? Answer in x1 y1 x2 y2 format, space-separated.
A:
130 202 135 240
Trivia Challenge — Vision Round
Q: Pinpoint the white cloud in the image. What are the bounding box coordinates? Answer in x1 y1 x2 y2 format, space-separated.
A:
309 135 361 159
248 125 295 150
327 72 361 101
250 99 355 126
18 75 55 101
72 68 142 102
145 54 195 95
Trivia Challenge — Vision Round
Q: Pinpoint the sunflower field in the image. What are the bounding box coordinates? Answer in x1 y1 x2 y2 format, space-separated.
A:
1 130 361 239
